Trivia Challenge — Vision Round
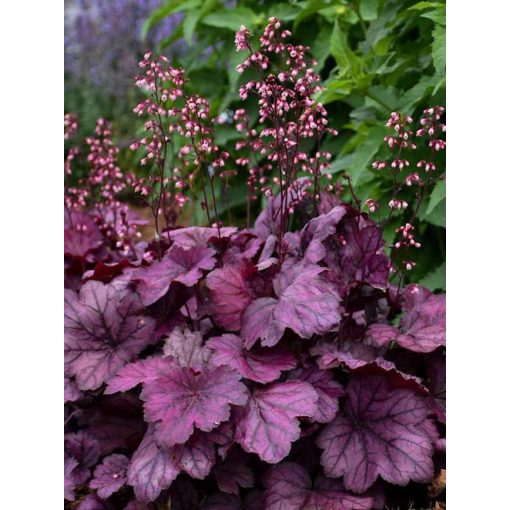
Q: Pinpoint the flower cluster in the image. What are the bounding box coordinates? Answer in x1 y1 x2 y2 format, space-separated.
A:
234 18 337 260
64 113 78 140
130 52 232 246
368 108 446 273
64 116 142 262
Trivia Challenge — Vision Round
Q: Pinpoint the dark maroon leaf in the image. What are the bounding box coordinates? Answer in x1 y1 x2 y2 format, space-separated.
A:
212 449 254 495
427 351 446 423
84 260 134 284
203 491 264 510
166 477 201 510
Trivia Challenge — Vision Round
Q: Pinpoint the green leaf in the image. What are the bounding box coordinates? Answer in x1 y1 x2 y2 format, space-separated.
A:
432 24 446 77
227 49 247 92
330 19 363 77
140 0 200 39
202 7 258 31
315 78 354 103
345 124 387 185
328 154 354 174
398 76 436 111
311 25 333 71
408 2 446 25
408 1 444 11
267 4 301 21
418 197 445 228
183 9 202 43
359 0 378 21
426 180 446 214
293 0 331 28
420 8 446 26
419 262 445 291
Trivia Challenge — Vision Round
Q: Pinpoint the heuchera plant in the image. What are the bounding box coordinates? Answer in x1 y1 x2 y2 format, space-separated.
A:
65 18 446 510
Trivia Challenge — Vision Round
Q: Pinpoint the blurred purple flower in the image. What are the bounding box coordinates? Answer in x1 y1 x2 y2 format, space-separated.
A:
65 0 184 100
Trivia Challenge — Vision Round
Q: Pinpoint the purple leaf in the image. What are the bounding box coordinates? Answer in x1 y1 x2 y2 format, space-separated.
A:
289 366 345 423
207 263 254 331
178 431 216 479
124 501 152 510
127 425 180 502
133 245 216 306
264 462 377 510
235 381 318 463
320 213 390 293
397 293 446 352
224 231 263 265
317 375 435 493
64 456 78 500
208 334 296 383
240 297 282 349
65 455 86 501
242 263 340 348
65 211 103 258
141 365 248 446
209 421 235 459
317 191 342 214
104 356 172 394
272 263 341 340
395 283 434 310
300 206 347 264
76 494 114 510
212 449 254 495
365 323 399 348
163 326 211 370
65 376 82 402
427 351 446 423
168 477 201 510
310 339 427 394
65 281 156 390
310 338 379 370
204 492 264 510
168 226 237 248
65 431 100 467
89 453 129 499
85 394 145 455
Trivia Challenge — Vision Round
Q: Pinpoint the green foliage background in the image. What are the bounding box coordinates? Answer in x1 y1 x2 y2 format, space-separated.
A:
68 0 446 289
